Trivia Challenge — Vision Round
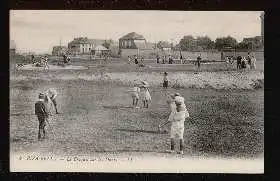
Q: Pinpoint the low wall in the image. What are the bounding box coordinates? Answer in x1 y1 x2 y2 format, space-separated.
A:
120 49 156 59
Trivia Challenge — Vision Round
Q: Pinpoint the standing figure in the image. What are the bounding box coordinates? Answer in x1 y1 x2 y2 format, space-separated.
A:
31 54 35 64
134 55 138 65
44 56 49 70
35 93 49 140
229 57 234 64
139 57 145 67
63 54 68 64
163 72 169 89
225 56 229 63
241 56 247 69
247 52 252 69
162 56 166 64
156 55 160 64
46 88 59 114
197 54 201 70
140 81 152 108
131 83 141 108
66 56 71 64
128 56 131 64
237 55 242 70
166 94 177 127
44 94 53 116
168 55 172 64
250 56 257 70
180 55 183 64
167 95 189 154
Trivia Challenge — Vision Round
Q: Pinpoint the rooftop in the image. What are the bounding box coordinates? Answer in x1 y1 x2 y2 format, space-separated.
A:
69 37 105 45
119 32 145 40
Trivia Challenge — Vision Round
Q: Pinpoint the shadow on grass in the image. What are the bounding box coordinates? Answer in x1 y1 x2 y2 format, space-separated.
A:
10 113 33 116
11 136 37 144
117 128 168 134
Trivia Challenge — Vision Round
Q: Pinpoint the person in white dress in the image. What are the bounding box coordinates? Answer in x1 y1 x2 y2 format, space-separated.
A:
43 56 49 70
250 56 257 70
140 81 152 108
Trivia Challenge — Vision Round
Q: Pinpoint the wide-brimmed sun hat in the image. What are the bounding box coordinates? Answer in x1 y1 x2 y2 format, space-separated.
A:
174 93 181 97
39 93 45 98
141 81 149 87
174 96 184 104
142 81 148 85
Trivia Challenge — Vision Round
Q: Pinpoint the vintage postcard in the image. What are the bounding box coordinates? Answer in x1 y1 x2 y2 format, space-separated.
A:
9 10 264 173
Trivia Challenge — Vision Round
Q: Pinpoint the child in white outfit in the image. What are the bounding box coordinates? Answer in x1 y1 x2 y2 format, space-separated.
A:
131 84 141 108
167 95 189 154
140 81 152 108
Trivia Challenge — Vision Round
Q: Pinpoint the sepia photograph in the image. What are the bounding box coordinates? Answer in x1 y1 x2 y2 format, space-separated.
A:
9 10 264 173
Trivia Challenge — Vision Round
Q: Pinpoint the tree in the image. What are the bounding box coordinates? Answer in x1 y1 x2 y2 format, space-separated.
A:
157 41 171 49
196 36 215 50
214 36 238 50
102 39 113 49
178 35 196 51
236 41 250 50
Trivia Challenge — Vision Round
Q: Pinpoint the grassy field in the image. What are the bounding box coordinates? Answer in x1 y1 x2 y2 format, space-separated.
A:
10 58 264 159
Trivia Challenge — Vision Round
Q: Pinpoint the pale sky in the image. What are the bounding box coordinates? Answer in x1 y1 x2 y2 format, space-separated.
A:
10 10 263 54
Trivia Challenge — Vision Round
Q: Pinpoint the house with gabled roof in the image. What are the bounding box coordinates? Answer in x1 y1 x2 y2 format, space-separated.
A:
119 32 155 58
119 32 146 49
67 37 106 55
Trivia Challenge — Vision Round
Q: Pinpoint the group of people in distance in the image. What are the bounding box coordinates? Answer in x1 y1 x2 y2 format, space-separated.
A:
30 54 72 69
128 55 145 67
130 72 169 109
32 55 49 69
236 53 257 70
62 54 71 65
156 55 177 64
35 88 59 140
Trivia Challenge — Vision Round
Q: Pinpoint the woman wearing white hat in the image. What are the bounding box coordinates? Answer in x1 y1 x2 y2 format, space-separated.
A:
140 81 152 108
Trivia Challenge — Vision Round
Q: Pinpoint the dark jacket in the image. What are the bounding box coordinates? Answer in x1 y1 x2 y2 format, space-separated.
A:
35 100 49 118
237 56 242 64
